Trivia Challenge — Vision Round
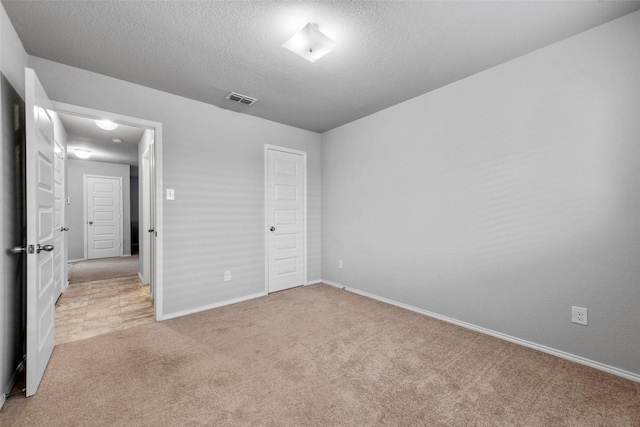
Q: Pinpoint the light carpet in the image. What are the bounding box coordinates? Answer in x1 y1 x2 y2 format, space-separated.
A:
68 255 140 284
1 284 638 426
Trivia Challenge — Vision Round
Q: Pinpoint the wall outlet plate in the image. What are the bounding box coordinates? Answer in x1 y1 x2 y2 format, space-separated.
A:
224 270 231 281
572 306 588 325
338 260 343 269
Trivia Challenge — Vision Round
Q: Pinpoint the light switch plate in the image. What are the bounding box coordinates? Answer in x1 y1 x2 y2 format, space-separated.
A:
166 188 175 200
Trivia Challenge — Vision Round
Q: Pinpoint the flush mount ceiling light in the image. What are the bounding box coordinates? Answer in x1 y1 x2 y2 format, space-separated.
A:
112 138 123 143
74 149 91 159
282 22 336 63
95 119 118 130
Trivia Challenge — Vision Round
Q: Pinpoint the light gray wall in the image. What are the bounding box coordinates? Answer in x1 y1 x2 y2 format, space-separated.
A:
66 158 131 260
0 4 27 96
0 2 28 402
29 57 322 316
322 11 640 376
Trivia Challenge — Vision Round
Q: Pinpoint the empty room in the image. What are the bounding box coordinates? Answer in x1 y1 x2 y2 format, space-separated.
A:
1 1 639 425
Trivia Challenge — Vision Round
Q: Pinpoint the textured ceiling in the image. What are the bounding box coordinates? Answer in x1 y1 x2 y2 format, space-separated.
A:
5 1 640 133
58 112 145 166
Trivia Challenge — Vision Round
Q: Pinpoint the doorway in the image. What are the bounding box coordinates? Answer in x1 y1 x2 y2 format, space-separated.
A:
51 101 163 323
49 104 162 344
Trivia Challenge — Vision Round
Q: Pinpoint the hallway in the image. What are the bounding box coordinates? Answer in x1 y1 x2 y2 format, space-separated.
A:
56 256 153 345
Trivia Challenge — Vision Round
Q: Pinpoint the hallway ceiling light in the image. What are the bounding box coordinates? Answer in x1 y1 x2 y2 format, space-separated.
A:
282 23 336 63
74 149 91 159
112 138 123 143
95 119 118 130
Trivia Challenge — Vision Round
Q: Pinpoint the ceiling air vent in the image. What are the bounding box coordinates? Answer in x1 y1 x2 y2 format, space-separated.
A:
225 91 258 106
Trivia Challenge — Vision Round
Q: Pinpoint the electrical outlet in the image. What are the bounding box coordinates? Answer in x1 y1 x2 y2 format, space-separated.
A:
338 260 343 269
572 306 588 325
224 270 231 281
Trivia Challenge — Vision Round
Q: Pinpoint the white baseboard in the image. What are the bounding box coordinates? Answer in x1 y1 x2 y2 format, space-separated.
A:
138 272 148 285
322 280 640 383
68 258 86 263
1 358 25 410
161 292 266 321
306 279 322 286
122 254 131 258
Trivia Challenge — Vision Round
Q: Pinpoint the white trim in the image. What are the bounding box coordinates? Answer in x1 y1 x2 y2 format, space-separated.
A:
83 174 124 258
67 258 86 263
153 124 164 321
139 146 151 287
264 144 308 295
322 280 640 383
54 139 68 301
306 279 322 286
264 149 268 294
1 358 26 410
121 254 131 257
50 101 164 322
138 272 146 284
162 292 266 321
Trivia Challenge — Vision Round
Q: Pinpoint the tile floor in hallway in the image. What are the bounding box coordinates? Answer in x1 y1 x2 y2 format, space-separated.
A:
55 275 154 345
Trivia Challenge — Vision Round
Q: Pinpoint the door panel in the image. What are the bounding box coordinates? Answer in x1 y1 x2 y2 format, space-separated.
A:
267 148 305 293
25 68 57 396
86 176 121 259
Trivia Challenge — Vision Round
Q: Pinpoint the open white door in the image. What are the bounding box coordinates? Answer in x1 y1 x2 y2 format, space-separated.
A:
25 68 57 396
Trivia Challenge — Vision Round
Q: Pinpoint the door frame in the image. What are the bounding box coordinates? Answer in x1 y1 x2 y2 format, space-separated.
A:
141 144 154 299
83 174 124 259
50 101 164 321
54 139 68 294
264 144 307 294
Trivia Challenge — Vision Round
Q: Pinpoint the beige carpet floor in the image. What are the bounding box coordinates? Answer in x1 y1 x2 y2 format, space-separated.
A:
1 284 638 426
68 255 140 284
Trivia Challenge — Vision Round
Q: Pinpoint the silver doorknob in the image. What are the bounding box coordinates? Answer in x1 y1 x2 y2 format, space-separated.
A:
10 246 25 254
88 221 93 225
270 226 276 232
148 228 154 233
36 244 54 253
60 226 69 231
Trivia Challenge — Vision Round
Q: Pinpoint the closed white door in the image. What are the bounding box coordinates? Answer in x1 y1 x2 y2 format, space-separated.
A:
86 176 122 259
266 147 306 293
25 68 57 396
